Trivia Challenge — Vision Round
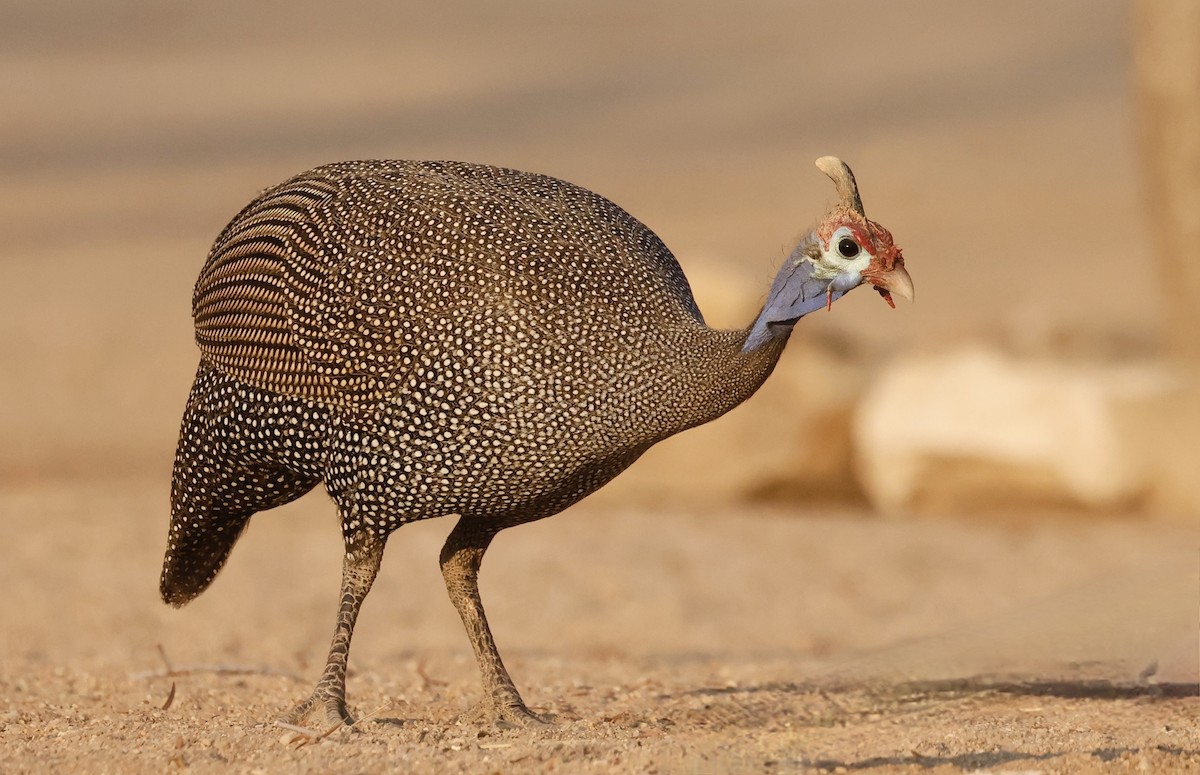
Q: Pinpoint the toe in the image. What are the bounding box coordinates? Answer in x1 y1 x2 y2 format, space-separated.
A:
496 703 550 728
279 693 354 731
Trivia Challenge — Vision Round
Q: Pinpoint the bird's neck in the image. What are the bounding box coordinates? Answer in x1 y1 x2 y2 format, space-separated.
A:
657 323 790 437
743 235 847 352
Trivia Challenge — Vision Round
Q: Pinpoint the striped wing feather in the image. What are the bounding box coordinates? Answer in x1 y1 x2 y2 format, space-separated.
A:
192 161 702 405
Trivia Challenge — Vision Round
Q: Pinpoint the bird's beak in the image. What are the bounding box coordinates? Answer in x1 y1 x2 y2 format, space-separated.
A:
866 264 914 309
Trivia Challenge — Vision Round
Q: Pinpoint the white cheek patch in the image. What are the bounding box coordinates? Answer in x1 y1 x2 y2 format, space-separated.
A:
819 226 872 287
829 268 864 293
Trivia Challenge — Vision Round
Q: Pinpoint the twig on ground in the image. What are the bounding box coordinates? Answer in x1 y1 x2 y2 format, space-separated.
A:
132 645 307 682
161 681 176 711
156 644 174 674
278 700 396 747
278 719 345 745
131 665 308 682
415 659 447 690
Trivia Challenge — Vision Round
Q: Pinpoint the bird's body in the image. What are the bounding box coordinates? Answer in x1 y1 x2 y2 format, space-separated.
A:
161 158 909 727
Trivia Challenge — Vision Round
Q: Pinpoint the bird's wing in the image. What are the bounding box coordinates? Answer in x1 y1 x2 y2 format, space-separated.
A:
192 162 702 406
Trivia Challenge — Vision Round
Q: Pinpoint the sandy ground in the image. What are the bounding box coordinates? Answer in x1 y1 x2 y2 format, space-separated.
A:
1 481 1197 772
3 1 1199 772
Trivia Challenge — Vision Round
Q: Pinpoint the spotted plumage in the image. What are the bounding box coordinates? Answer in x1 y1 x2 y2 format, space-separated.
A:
161 158 910 727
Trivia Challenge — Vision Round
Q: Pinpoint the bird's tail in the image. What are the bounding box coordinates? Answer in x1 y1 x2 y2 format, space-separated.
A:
160 367 321 606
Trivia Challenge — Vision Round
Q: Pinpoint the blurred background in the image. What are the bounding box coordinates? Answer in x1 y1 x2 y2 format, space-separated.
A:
6 0 1198 517
1 0 1197 700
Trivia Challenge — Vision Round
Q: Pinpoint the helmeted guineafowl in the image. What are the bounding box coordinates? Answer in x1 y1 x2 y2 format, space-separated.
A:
160 156 911 728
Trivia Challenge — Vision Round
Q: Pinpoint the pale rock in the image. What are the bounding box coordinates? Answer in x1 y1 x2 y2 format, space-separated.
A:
854 347 1172 513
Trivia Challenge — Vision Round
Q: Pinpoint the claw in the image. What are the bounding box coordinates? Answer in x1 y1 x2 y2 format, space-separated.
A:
279 692 354 732
458 700 551 729
497 703 550 729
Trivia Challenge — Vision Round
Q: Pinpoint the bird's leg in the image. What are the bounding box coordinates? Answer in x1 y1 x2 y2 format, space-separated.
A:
440 518 546 728
280 535 385 730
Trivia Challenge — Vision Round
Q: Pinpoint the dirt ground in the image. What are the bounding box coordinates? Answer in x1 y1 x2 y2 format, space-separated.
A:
3 1 1199 772
1 481 1196 773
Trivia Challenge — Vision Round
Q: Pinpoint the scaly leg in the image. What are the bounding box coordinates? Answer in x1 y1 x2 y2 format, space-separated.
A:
440 518 545 727
281 535 385 729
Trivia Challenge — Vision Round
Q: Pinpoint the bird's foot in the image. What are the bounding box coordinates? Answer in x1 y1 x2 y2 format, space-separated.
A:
459 698 551 730
494 701 550 729
278 690 355 734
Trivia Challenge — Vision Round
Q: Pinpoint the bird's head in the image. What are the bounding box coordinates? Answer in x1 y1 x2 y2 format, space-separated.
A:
744 157 912 352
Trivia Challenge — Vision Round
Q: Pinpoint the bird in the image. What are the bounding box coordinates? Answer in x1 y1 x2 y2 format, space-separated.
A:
160 156 911 729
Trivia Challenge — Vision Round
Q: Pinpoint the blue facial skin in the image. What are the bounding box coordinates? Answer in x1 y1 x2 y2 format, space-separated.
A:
744 242 854 352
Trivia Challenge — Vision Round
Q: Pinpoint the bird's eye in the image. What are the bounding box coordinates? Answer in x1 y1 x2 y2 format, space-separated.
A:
837 237 860 259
